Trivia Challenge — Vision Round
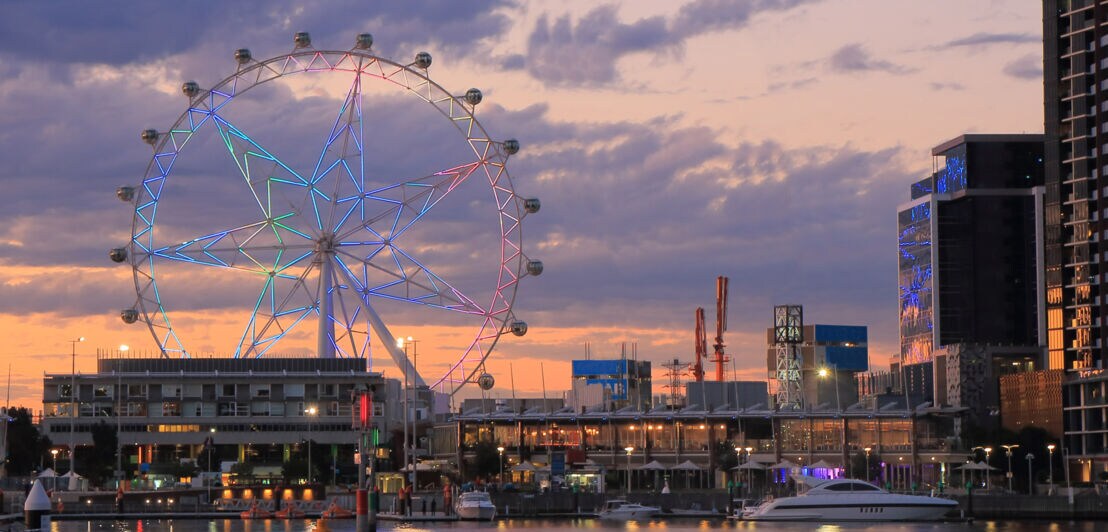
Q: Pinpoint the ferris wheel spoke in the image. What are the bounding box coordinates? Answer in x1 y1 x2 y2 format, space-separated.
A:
237 260 321 358
310 69 366 235
211 114 315 226
151 217 315 274
332 243 486 315
334 160 484 243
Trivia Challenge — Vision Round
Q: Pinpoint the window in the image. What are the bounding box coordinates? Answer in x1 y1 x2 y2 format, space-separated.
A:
128 384 148 398
162 402 181 417
94 386 112 398
220 384 236 397
250 385 271 398
285 384 305 398
59 384 73 398
163 384 182 399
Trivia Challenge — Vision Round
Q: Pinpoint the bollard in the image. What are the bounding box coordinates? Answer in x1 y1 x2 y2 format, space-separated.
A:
355 489 369 532
24 480 50 531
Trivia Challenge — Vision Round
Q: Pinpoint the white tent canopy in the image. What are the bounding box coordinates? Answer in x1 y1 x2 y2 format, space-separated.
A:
770 460 798 470
732 461 766 471
638 460 667 471
671 460 701 471
511 462 537 472
36 468 56 478
809 460 838 469
59 471 83 479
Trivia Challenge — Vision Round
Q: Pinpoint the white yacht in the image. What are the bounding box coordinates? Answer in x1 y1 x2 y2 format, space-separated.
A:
598 499 661 521
455 490 497 521
742 476 957 522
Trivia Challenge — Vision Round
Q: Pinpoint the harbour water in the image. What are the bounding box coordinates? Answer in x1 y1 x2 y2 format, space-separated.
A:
46 519 1103 532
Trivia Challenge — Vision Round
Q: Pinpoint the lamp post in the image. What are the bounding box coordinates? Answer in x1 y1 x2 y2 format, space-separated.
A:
984 447 993 491
50 449 58 492
306 406 317 484
624 446 634 494
864 447 872 483
1047 443 1056 494
68 336 85 477
1002 444 1019 493
397 336 416 487
743 446 753 499
116 344 128 487
1025 453 1035 495
497 446 505 486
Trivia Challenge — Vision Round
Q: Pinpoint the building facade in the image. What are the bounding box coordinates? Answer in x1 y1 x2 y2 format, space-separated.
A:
764 324 868 408
41 355 399 487
567 359 652 412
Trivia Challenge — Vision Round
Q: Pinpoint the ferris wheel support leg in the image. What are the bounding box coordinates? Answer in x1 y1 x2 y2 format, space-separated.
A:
318 254 336 359
336 266 426 386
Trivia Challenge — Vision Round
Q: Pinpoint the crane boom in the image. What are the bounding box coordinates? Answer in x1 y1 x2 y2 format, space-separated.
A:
712 276 729 382
693 307 706 382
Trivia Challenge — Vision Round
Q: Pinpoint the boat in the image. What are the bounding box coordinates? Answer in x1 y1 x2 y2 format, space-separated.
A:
598 499 661 521
741 475 958 522
454 490 496 521
240 500 273 519
320 502 354 519
274 505 306 518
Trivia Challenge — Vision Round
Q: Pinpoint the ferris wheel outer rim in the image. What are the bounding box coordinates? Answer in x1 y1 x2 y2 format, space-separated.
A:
124 46 528 394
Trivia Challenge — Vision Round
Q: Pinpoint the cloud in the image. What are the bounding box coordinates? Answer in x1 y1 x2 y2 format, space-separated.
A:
1003 54 1042 80
940 32 1039 50
828 44 914 75
0 0 514 66
929 82 965 91
522 0 818 85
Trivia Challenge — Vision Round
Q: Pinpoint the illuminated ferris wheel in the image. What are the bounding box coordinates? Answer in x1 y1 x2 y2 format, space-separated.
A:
110 32 541 394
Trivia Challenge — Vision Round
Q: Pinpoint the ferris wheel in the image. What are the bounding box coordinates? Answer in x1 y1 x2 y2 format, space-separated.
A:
110 32 541 394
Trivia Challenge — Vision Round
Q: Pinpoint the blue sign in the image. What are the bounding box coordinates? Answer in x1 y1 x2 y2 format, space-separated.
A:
585 378 627 400
551 452 565 477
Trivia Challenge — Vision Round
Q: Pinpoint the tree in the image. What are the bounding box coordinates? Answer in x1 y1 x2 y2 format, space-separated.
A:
714 441 738 472
468 440 500 481
849 449 882 483
5 407 50 476
230 461 255 484
78 421 118 486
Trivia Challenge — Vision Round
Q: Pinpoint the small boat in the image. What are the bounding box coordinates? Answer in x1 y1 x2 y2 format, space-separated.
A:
274 505 306 519
454 490 496 521
741 475 958 521
598 499 660 521
320 502 354 519
240 500 273 519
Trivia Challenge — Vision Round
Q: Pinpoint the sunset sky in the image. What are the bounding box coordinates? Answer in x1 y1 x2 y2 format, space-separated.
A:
0 1 1043 409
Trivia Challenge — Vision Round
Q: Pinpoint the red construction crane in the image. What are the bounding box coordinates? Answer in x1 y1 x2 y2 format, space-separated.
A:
711 276 730 382
692 307 706 382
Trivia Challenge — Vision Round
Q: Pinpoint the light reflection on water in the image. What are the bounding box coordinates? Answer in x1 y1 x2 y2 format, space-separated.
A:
48 519 1108 532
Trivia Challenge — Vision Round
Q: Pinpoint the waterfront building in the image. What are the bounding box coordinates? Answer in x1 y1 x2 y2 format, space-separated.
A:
433 404 965 492
40 354 397 489
764 324 868 408
567 359 652 412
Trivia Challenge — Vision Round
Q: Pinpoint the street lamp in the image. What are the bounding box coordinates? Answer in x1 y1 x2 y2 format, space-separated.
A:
984 447 993 491
1047 443 1056 494
864 447 872 483
1001 444 1019 492
306 406 317 484
497 446 505 485
624 446 634 494
1025 453 1035 495
743 446 753 498
50 449 59 492
69 336 85 477
397 336 416 487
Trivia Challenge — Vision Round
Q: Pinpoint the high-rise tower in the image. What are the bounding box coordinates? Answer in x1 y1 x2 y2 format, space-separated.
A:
1044 1 1107 370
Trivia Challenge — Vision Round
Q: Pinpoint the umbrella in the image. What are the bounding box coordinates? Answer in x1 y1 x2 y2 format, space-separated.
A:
511 462 537 472
638 460 667 471
37 468 56 478
732 461 766 471
59 471 82 478
809 460 837 469
770 460 797 470
671 460 701 471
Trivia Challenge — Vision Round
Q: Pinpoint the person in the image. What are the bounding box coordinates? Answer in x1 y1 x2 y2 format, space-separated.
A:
404 483 413 516
421 495 427 515
443 484 452 516
430 496 437 515
116 487 124 513
397 483 408 516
